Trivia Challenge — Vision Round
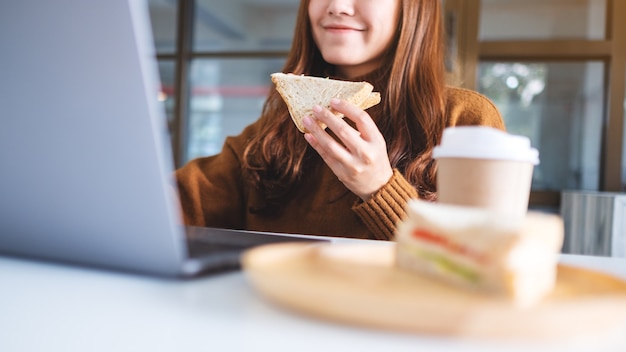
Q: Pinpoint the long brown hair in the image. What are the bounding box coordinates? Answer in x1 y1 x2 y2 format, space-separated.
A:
243 0 446 213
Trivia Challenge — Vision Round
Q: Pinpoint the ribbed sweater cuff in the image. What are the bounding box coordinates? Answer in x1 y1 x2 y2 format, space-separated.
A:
352 169 418 241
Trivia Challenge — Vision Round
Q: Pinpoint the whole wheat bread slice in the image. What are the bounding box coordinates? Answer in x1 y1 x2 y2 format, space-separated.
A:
271 73 381 133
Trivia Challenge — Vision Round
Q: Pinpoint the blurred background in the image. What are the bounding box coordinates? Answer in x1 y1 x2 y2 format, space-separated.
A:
147 0 626 218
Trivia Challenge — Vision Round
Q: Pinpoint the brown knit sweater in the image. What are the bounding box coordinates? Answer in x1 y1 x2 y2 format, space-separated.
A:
175 87 504 241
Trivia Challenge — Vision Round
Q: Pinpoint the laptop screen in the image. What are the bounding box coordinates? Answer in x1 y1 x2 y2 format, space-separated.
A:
0 0 190 275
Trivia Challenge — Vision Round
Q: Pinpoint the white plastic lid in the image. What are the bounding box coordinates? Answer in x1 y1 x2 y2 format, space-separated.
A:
432 126 540 165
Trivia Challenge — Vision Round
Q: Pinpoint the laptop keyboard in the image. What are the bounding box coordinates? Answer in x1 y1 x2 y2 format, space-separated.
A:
186 239 251 259
184 226 327 259
180 227 328 276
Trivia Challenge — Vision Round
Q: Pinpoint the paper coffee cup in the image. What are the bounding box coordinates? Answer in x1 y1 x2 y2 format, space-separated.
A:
432 126 539 221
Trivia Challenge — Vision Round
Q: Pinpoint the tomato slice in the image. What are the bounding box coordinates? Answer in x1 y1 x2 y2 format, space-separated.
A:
411 228 487 264
411 229 448 246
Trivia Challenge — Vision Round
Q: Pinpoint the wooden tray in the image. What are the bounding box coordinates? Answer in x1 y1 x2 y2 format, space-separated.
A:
242 242 626 339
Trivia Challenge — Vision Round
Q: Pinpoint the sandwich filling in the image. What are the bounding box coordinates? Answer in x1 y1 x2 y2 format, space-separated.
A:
398 228 489 284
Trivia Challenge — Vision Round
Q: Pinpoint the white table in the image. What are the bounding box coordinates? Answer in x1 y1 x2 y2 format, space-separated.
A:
2 250 626 352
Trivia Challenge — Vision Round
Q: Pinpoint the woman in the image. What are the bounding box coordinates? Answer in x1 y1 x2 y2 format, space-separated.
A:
175 0 504 240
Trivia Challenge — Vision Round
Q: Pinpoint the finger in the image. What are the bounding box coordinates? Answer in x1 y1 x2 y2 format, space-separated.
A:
313 102 374 161
304 132 354 177
312 104 363 152
303 115 353 164
329 98 379 141
302 114 324 134
303 113 335 146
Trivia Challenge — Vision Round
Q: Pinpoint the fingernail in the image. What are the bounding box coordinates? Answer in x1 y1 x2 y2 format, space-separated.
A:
312 105 322 113
330 98 340 105
303 115 313 127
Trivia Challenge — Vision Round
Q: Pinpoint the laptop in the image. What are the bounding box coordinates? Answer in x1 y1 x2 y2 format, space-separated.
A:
0 0 323 277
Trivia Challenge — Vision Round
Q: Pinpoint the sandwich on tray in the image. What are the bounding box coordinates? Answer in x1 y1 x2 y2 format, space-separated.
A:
271 72 381 133
395 199 564 308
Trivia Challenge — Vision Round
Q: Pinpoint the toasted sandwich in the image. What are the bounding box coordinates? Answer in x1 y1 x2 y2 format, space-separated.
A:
395 199 564 308
271 72 381 133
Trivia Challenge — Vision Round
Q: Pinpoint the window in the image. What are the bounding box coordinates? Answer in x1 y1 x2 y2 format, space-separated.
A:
478 61 604 192
187 57 285 159
193 0 297 52
151 0 626 210
479 0 606 40
149 0 297 165
448 0 626 209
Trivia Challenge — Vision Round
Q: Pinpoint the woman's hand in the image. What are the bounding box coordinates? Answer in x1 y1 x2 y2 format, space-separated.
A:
302 98 393 201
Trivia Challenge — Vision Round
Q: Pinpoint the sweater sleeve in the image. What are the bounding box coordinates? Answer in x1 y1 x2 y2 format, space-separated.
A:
445 87 505 130
352 169 418 241
352 87 504 241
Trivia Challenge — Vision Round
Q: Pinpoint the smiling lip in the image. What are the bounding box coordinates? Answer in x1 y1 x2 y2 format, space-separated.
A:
323 24 364 32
